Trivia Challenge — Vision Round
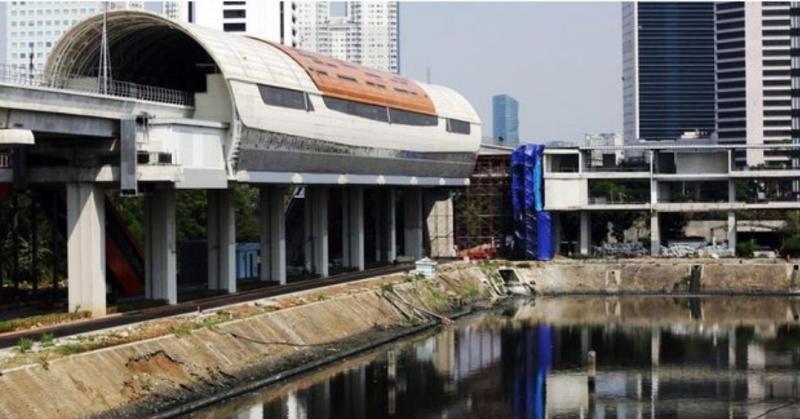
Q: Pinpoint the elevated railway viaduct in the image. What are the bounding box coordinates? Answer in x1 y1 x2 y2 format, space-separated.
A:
0 10 481 316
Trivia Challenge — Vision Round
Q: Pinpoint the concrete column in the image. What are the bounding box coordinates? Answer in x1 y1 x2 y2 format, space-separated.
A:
424 189 456 258
374 191 382 263
650 212 661 256
260 186 287 285
303 187 313 273
66 183 106 317
385 187 397 263
342 188 351 267
728 181 737 251
347 187 365 270
311 186 329 277
404 188 424 259
727 211 737 251
207 189 236 293
579 211 591 256
553 212 562 256
144 188 177 304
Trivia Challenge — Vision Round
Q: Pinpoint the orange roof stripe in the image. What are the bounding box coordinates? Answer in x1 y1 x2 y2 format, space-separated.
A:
264 41 437 116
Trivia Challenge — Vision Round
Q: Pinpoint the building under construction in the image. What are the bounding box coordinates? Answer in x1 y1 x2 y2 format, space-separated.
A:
453 144 513 258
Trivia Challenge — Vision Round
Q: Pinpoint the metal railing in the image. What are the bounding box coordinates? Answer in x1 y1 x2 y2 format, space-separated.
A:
0 64 194 106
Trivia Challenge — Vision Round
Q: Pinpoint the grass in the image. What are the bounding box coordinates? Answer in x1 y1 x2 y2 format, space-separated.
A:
40 333 55 347
17 337 34 353
107 299 167 314
58 344 83 356
0 311 90 334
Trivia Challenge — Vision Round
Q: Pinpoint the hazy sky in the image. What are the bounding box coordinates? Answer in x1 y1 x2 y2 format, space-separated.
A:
400 2 622 143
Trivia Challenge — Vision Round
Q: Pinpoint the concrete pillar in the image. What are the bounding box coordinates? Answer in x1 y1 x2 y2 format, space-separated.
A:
374 191 382 263
424 189 456 258
144 188 177 304
310 186 329 277
207 189 236 293
650 212 661 256
66 183 106 317
260 186 287 285
404 188 424 259
342 188 351 267
347 187 365 270
728 181 737 251
385 187 397 263
553 212 562 256
303 187 313 273
579 211 591 256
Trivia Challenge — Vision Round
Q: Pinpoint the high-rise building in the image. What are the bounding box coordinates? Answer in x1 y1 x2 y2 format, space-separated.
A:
492 94 519 145
181 1 289 42
0 1 179 72
622 2 716 145
290 2 399 73
715 2 794 166
184 1 399 73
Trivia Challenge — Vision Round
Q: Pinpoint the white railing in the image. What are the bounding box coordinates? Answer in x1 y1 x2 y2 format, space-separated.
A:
0 64 193 106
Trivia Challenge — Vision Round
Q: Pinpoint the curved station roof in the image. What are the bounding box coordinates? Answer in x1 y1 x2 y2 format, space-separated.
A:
45 10 477 123
45 10 481 182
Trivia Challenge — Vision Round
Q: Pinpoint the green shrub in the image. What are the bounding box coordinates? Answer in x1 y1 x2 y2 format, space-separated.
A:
17 338 34 353
736 240 758 258
40 333 55 347
782 235 800 258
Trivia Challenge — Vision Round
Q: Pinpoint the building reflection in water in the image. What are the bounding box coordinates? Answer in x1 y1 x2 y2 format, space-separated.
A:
195 298 800 419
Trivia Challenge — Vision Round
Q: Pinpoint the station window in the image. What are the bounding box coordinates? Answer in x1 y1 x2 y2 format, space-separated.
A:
223 9 246 18
258 84 312 111
389 108 438 126
323 96 388 122
223 22 246 32
446 118 471 135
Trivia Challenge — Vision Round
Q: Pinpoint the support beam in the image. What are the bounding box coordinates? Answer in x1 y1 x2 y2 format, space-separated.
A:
347 187 365 270
650 212 661 257
311 186 329 277
424 189 455 258
727 211 737 251
207 189 236 293
66 183 106 317
579 211 591 256
342 188 350 267
144 188 177 304
553 212 562 256
385 187 397 263
404 188 423 259
303 187 313 273
260 186 287 285
728 181 737 251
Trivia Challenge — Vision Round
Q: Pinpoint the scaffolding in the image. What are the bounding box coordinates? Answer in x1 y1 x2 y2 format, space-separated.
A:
453 154 512 258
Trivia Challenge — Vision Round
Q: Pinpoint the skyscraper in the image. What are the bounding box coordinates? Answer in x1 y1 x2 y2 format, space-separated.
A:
291 2 400 73
493 94 519 145
186 1 399 73
0 1 179 72
622 2 716 145
715 2 793 166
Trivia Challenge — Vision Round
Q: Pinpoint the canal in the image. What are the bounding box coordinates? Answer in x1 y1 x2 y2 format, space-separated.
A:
182 296 800 418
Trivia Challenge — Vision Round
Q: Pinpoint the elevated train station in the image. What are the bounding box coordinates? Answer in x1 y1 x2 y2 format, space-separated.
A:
0 10 481 316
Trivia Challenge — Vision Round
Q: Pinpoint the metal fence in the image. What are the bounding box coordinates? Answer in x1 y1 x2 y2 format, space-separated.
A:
0 64 194 106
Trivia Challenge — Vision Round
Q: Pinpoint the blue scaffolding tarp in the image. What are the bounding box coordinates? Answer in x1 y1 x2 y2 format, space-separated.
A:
511 144 553 261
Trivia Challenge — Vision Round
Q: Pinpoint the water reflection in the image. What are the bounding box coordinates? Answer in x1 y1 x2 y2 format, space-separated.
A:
186 297 800 419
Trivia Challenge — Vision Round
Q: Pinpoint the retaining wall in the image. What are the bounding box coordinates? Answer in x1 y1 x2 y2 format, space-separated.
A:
0 266 492 419
513 259 799 294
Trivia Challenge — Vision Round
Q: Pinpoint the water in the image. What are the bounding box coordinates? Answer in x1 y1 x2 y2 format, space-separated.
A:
184 296 800 419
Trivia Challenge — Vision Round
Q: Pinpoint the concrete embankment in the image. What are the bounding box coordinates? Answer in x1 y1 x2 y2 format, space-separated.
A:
511 258 800 295
0 265 495 419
